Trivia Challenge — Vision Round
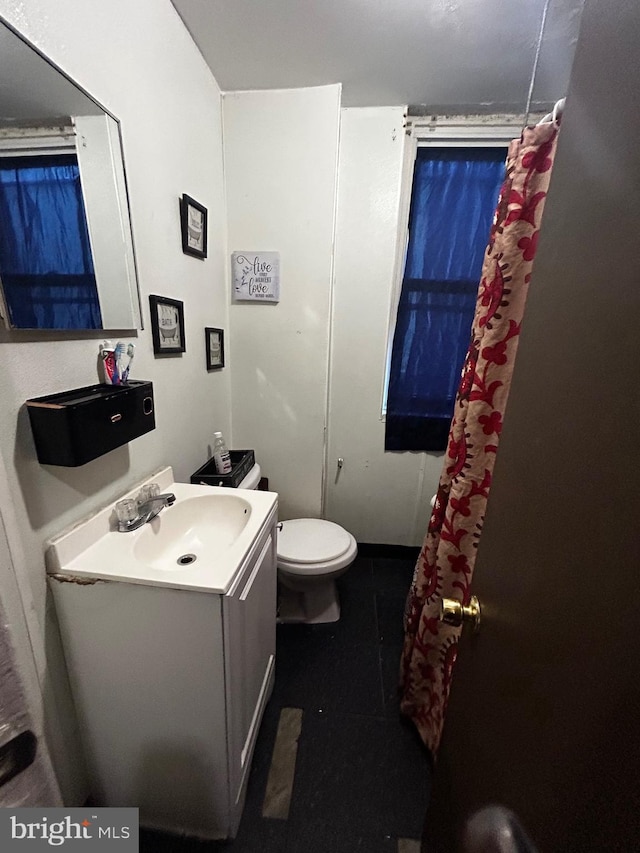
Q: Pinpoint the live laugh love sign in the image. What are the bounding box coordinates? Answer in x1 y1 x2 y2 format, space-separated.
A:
232 251 280 302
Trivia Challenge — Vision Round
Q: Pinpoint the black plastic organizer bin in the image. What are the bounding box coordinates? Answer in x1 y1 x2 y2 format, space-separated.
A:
26 381 155 467
190 450 255 488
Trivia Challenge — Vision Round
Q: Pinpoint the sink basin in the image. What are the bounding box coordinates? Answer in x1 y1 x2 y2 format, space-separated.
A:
46 467 278 593
134 494 252 570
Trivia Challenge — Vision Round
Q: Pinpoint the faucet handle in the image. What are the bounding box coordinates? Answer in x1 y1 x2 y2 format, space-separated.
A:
115 498 138 526
137 483 160 506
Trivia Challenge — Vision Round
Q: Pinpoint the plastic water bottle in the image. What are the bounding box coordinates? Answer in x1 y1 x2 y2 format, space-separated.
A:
212 432 232 474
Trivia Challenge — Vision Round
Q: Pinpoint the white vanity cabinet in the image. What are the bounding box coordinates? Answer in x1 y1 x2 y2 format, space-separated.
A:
49 483 278 841
223 530 277 816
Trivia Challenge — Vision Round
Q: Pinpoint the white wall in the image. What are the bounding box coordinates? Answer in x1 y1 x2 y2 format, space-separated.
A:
223 99 439 544
223 86 341 520
0 0 230 802
325 108 438 545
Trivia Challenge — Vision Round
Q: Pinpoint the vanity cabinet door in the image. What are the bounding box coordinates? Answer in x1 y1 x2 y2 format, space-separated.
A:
223 528 277 813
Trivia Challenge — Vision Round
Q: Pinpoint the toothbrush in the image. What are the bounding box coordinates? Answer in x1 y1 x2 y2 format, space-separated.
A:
113 341 126 385
121 343 135 384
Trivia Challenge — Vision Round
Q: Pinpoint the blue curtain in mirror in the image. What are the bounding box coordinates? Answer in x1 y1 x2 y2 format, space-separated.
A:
385 147 506 451
0 153 101 329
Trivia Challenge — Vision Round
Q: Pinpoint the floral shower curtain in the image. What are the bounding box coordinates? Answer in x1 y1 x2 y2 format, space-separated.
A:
400 121 560 756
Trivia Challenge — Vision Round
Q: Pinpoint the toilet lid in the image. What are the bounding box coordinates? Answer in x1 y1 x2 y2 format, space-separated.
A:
277 519 352 564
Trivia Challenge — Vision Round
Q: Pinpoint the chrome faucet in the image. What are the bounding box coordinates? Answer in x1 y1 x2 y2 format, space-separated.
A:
116 492 176 532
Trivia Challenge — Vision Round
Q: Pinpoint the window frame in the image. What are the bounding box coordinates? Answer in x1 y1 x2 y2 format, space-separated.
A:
381 116 522 419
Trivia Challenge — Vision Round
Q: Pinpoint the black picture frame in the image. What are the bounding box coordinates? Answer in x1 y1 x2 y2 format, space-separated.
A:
180 194 208 259
149 295 186 355
205 327 225 370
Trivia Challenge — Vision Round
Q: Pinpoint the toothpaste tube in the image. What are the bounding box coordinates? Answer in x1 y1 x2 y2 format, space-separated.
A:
100 341 116 384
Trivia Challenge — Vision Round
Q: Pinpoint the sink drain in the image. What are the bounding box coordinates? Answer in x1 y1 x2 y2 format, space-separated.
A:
177 553 197 566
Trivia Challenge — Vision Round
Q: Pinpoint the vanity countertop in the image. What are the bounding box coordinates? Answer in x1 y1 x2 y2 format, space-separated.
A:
46 467 278 594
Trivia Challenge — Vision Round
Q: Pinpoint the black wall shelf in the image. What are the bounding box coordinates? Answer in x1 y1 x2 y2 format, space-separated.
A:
26 381 155 467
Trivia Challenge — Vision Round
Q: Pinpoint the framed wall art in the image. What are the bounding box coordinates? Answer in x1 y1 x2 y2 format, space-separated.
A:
149 295 186 355
232 251 280 302
180 194 208 259
205 327 225 370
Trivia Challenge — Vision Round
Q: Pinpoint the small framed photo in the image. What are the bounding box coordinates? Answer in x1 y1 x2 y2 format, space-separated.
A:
205 327 225 370
180 194 208 259
149 295 186 355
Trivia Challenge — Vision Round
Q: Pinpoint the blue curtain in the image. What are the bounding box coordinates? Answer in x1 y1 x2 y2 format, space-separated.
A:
0 154 101 329
385 147 506 451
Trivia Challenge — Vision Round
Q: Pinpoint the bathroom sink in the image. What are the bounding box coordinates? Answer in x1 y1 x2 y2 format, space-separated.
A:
134 494 252 571
46 467 278 593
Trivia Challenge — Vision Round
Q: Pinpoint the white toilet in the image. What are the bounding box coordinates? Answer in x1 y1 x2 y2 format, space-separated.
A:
239 464 358 624
276 518 357 623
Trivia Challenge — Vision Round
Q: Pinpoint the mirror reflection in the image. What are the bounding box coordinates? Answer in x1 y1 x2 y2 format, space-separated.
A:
0 21 141 330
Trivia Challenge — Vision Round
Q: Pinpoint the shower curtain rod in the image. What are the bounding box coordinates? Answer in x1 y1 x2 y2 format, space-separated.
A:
538 98 566 125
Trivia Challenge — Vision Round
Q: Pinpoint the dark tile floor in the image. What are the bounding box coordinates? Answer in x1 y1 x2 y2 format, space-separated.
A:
140 549 432 852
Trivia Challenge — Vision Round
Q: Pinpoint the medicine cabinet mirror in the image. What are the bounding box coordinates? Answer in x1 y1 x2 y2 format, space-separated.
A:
0 19 142 331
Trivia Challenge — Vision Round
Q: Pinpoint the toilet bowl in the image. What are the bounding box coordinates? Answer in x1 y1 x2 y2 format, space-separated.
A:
276 518 357 624
238 464 357 624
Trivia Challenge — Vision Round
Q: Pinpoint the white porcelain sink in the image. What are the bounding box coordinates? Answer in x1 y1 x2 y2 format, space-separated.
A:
46 467 278 593
134 494 252 571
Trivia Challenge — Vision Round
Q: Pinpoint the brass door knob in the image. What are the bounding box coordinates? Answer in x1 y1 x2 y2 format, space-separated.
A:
439 595 481 632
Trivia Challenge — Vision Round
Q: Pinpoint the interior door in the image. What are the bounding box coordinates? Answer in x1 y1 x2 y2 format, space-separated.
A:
423 3 640 850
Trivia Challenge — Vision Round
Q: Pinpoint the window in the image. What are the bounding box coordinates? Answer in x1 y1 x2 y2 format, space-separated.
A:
0 152 101 329
385 135 508 452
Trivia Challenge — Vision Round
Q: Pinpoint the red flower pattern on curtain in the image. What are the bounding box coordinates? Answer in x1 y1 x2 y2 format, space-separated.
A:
399 122 560 756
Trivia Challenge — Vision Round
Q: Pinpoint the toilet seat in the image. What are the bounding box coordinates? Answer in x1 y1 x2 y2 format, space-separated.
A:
277 519 357 576
278 519 351 563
